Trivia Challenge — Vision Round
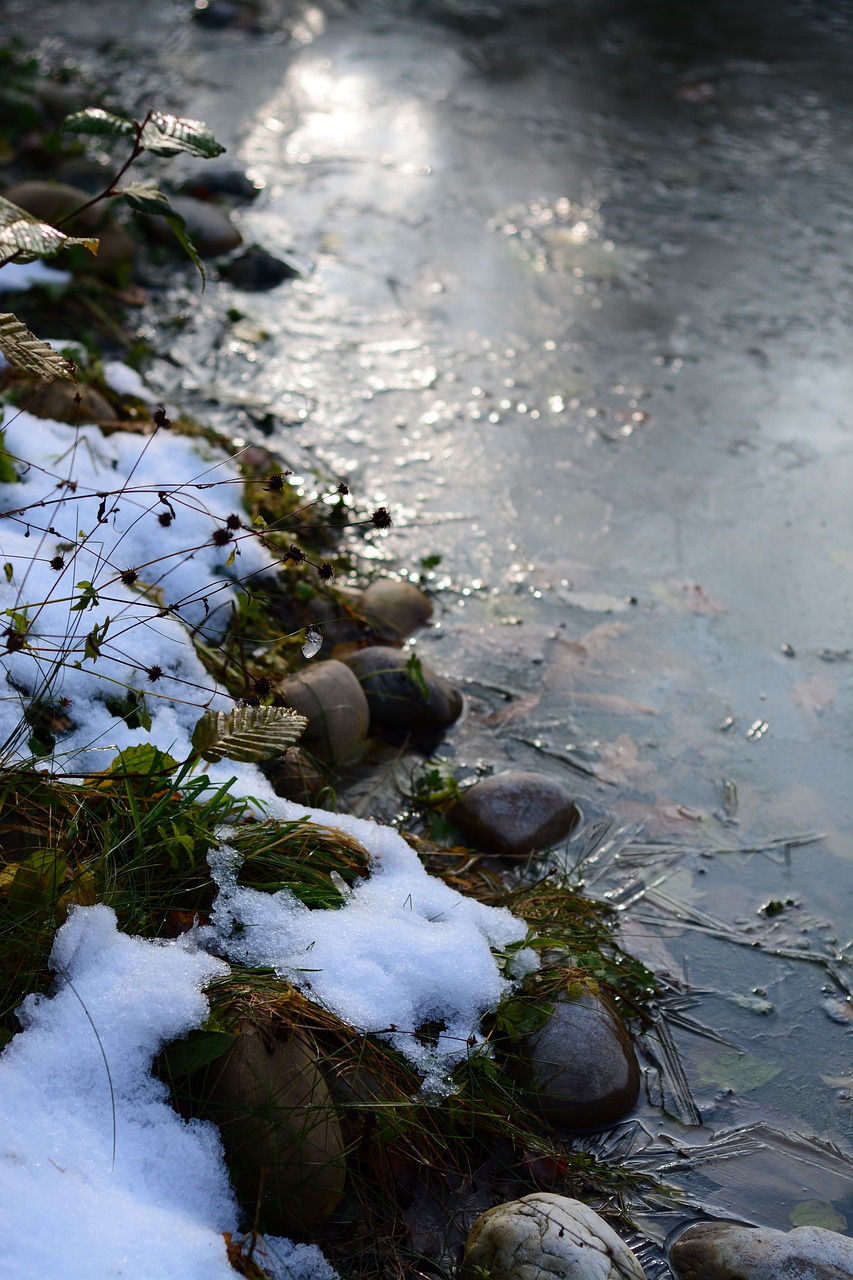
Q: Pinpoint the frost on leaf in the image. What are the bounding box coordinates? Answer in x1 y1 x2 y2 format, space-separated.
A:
191 705 307 763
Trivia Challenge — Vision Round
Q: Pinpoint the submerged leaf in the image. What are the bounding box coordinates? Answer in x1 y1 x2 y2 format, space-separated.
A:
697 1051 781 1093
61 107 136 139
789 1200 847 1231
0 314 76 381
192 705 307 763
0 196 98 264
139 112 225 159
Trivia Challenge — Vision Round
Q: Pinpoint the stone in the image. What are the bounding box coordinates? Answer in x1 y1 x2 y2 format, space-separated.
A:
261 746 325 805
450 771 581 856
360 577 434 641
463 1193 647 1280
3 180 135 281
343 645 463 730
204 1022 346 1232
220 245 300 290
27 380 117 426
279 659 369 765
528 983 640 1129
180 168 263 202
669 1220 853 1280
141 194 242 257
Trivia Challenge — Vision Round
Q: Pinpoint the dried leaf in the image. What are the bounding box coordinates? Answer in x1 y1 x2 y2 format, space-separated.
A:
0 313 77 381
192 705 307 764
0 195 98 264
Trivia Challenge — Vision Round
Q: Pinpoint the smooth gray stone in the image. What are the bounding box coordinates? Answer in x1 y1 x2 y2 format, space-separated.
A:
529 987 640 1129
360 578 434 641
450 771 580 856
669 1220 853 1280
142 194 242 257
343 646 462 729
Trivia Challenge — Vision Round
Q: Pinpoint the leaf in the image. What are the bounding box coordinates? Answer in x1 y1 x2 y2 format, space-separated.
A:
159 1029 238 1078
0 313 76 382
789 1200 847 1232
0 430 17 484
105 744 180 777
117 183 205 283
406 651 430 698
0 195 98 263
191 705 307 764
7 848 67 916
139 112 226 159
61 107 136 139
697 1051 781 1093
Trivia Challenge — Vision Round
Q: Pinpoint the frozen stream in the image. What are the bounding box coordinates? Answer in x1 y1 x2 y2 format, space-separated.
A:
3 0 852 1255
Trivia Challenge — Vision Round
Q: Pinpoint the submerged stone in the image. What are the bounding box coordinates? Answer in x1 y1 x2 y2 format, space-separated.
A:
343 645 462 730
204 1022 346 1232
142 194 242 257
528 984 640 1130
220 245 300 290
669 1220 853 1280
450 771 581 856
463 1192 647 1280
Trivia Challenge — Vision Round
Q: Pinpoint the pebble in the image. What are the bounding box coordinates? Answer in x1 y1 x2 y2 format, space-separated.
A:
450 771 581 856
279 659 369 764
669 1220 853 1280
463 1193 647 1280
528 983 640 1129
343 645 463 730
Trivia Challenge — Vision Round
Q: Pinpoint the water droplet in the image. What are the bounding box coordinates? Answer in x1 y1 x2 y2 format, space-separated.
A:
302 625 323 659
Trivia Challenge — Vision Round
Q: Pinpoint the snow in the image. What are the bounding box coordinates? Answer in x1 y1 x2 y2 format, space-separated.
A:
103 359 160 403
0 406 533 1277
0 261 72 294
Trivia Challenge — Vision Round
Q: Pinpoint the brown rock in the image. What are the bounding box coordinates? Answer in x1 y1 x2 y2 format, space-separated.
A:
3 180 135 281
450 771 581 856
261 746 324 805
141 194 242 257
343 645 462 730
205 1022 346 1232
279 659 369 765
360 578 434 641
27 379 116 426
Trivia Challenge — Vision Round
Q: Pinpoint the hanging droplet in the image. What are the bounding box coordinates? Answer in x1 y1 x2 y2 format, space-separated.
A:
301 624 323 659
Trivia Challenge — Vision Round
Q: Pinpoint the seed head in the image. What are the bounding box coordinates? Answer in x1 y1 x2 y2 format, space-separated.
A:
371 506 393 529
211 527 233 547
158 512 173 527
120 568 139 587
146 665 163 682
49 555 65 572
317 561 335 581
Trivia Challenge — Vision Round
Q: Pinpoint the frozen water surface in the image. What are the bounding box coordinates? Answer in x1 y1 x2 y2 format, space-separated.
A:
2 0 852 1252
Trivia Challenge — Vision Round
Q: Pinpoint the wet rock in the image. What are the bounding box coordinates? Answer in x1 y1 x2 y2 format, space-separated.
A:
669 1220 853 1280
141 194 242 257
3 180 135 281
27 380 117 426
360 578 434 641
192 0 244 28
463 1192 647 1280
261 746 325 805
205 1022 346 1232
220 245 300 290
279 659 369 765
528 983 640 1130
343 645 463 730
180 168 263 202
450 771 580 856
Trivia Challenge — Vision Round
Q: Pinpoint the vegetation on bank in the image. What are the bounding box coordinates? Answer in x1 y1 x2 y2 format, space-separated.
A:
0 52 668 1279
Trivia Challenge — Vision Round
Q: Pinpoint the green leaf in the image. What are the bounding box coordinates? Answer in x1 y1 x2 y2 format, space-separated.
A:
0 430 17 484
191 705 307 764
0 313 76 382
7 848 67 917
71 579 100 612
0 195 98 263
139 112 225 159
789 1200 847 1231
406 651 430 698
159 1029 238 1078
697 1051 781 1093
106 744 179 777
61 107 136 139
117 183 205 283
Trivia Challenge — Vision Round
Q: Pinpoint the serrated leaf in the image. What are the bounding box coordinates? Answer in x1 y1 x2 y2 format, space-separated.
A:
0 195 99 264
191 705 307 764
116 182 173 216
0 314 76 381
139 112 225 159
61 107 136 139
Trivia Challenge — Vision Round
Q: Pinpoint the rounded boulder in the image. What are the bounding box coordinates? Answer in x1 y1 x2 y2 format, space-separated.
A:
463 1192 647 1280
360 578 434 641
450 771 581 856
205 1022 346 1232
528 983 640 1129
280 659 369 765
669 1220 853 1280
343 645 462 730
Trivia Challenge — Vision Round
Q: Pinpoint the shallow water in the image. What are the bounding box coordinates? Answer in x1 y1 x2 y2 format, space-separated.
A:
4 0 852 1259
